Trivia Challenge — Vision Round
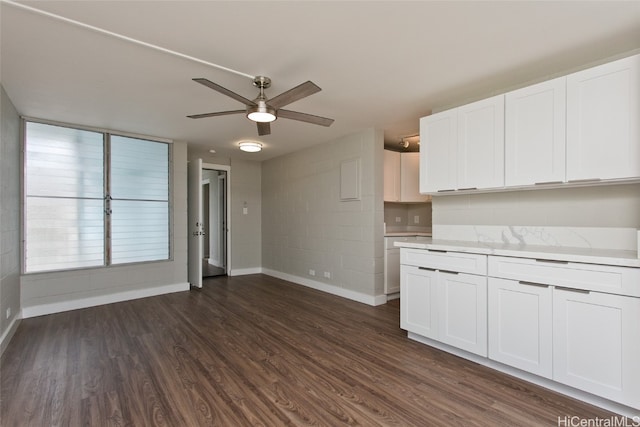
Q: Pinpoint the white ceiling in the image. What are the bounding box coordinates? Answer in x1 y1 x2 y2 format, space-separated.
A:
2 1 639 161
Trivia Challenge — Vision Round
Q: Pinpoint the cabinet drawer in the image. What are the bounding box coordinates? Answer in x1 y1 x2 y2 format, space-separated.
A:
401 249 487 275
488 255 640 297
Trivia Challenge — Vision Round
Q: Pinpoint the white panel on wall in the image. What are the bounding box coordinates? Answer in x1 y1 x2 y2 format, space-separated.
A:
340 158 360 201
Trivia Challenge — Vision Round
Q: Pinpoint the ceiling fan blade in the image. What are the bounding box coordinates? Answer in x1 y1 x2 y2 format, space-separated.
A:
257 122 271 136
267 81 321 109
278 109 335 127
193 78 256 107
187 110 245 119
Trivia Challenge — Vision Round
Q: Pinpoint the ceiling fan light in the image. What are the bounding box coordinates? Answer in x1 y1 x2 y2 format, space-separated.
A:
246 101 276 123
247 110 276 122
238 141 262 152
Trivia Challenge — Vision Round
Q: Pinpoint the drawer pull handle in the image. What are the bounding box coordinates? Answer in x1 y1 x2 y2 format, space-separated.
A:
555 286 590 294
458 187 478 191
439 269 459 275
534 181 563 185
567 178 601 183
428 249 447 253
535 258 569 264
418 267 437 272
518 280 549 288
437 189 456 193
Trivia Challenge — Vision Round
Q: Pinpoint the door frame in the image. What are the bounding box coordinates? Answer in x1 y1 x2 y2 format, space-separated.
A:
203 163 231 276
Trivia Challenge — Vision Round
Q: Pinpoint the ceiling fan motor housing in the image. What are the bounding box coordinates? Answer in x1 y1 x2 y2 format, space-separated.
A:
253 76 271 89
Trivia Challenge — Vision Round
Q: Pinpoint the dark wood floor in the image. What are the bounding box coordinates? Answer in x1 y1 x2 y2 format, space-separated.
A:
1 274 618 426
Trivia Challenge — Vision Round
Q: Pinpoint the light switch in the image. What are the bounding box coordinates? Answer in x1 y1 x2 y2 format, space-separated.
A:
395 216 401 223
243 207 248 215
414 215 420 224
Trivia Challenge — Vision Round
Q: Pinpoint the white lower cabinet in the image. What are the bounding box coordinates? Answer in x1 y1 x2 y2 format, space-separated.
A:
488 277 553 378
401 248 640 411
400 262 487 357
553 287 640 408
438 271 487 356
400 265 438 339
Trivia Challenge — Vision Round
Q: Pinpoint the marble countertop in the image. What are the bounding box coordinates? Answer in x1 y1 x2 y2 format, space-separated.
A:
394 237 640 268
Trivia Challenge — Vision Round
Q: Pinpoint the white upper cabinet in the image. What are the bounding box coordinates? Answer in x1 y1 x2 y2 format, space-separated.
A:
420 53 640 193
420 96 504 193
457 95 505 190
400 152 429 202
420 109 457 193
385 150 429 202
566 54 640 181
383 150 401 201
505 77 566 186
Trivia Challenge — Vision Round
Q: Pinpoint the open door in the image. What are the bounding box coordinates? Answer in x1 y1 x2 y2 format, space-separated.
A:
187 158 203 288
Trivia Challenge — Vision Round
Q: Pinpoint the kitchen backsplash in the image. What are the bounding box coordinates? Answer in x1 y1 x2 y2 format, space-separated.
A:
384 202 432 233
432 183 640 251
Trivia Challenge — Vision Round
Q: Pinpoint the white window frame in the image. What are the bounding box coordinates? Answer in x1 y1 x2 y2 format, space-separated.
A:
21 117 174 274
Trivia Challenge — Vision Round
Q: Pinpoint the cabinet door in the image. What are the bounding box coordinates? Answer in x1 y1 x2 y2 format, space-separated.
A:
383 150 401 202
385 248 400 294
457 95 505 190
437 271 487 356
420 111 457 193
488 278 552 378
553 288 640 408
566 54 640 181
400 265 438 339
505 77 566 186
400 152 430 202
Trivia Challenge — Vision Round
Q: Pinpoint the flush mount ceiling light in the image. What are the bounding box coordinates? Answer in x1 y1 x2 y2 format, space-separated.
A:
238 141 262 153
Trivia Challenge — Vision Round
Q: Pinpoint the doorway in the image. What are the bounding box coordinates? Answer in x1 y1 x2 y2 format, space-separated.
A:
188 159 231 288
201 168 227 277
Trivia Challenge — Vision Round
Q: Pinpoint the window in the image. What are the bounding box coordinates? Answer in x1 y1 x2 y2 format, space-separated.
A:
24 121 171 273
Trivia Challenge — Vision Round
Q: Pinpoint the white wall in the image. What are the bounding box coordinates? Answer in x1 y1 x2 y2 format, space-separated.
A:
19 141 190 317
229 159 262 274
261 129 385 305
1 85 22 353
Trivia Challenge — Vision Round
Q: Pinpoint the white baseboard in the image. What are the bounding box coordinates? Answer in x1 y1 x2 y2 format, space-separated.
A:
262 269 387 306
228 267 262 276
0 314 22 357
21 282 190 319
406 332 640 419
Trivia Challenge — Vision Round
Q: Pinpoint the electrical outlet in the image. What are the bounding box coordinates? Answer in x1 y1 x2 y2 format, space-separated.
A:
324 272 331 279
309 269 315 276
395 216 401 223
5 308 10 319
414 215 420 224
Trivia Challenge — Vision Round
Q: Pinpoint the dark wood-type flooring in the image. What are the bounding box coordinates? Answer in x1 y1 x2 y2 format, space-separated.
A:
1 274 619 426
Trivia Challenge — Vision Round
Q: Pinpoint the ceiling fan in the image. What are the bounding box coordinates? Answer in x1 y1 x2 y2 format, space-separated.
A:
187 76 335 136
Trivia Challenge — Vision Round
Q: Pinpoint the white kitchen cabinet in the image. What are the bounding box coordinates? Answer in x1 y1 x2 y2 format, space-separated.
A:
488 277 553 378
438 271 487 356
384 246 400 294
400 250 488 356
566 54 640 181
457 95 505 190
383 150 401 202
420 95 504 193
385 150 429 202
400 152 429 202
420 109 457 193
553 287 640 408
505 77 566 186
400 264 438 339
